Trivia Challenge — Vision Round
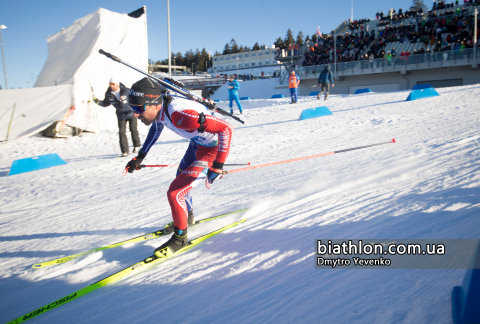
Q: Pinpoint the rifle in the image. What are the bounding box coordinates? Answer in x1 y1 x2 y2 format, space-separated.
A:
99 50 244 124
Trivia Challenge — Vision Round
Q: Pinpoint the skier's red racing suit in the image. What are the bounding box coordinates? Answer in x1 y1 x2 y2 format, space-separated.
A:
139 95 233 230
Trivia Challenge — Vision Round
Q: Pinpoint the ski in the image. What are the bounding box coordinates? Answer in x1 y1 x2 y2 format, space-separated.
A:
32 208 248 269
8 219 246 324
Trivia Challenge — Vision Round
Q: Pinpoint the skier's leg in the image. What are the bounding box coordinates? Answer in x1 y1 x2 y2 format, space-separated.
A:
176 141 199 213
234 95 243 113
167 145 217 230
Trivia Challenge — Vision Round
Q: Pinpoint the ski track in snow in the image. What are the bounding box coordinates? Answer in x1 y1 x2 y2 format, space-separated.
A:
1 84 480 323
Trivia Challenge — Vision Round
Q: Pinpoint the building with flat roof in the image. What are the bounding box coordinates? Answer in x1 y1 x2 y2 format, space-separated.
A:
210 46 282 73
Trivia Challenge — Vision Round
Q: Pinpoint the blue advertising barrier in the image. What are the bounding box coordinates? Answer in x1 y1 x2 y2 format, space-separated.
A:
9 153 67 176
452 241 480 324
354 88 372 94
240 97 250 100
309 91 321 96
412 84 432 90
300 106 333 120
406 87 440 101
214 100 220 102
271 94 284 99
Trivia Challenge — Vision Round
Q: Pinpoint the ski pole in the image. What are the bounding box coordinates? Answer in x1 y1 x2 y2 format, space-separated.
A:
98 49 245 125
139 163 251 169
222 139 396 175
123 163 252 176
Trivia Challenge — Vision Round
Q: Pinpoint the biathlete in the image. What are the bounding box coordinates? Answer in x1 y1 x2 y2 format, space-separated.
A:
125 77 233 258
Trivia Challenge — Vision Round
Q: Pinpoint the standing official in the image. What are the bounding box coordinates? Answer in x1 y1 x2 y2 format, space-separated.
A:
228 75 243 114
95 77 141 156
288 69 300 104
316 65 335 101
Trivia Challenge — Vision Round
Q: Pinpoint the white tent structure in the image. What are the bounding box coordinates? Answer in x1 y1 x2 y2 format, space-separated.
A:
0 7 148 143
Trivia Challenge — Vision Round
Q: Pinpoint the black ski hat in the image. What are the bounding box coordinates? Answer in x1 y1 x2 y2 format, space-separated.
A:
129 77 163 106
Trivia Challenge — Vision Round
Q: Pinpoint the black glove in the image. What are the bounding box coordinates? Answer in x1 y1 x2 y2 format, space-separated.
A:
125 152 146 173
206 161 223 185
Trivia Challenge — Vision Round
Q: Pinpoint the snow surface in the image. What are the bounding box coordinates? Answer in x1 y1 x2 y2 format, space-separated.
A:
1 84 480 324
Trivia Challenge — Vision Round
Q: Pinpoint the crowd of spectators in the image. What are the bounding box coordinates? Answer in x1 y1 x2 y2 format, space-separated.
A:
376 7 424 26
298 1 479 70
302 30 374 66
275 43 301 57
349 19 371 31
365 3 479 64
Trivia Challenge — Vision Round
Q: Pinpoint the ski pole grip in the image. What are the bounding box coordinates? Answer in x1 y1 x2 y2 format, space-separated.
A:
139 165 145 169
99 49 121 62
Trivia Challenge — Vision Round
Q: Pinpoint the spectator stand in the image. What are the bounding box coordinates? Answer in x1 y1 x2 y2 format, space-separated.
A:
294 1 479 81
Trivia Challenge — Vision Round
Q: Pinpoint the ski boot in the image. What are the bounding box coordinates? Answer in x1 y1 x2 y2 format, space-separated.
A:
230 110 233 114
164 210 195 234
154 227 188 258
317 93 320 100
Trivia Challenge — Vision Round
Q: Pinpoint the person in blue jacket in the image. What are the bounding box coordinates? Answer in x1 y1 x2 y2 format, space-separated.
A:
316 65 335 101
228 75 243 114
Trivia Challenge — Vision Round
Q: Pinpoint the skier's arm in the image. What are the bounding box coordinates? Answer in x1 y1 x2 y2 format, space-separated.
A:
139 121 165 156
125 121 164 174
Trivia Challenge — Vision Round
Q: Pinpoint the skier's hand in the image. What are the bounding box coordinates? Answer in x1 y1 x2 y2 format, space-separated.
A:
93 97 100 104
125 153 145 174
206 161 223 188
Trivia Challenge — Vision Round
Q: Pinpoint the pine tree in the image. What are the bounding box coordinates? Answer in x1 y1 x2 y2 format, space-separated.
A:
252 42 260 51
410 0 428 11
174 52 183 66
223 43 231 54
285 29 295 45
184 49 195 70
312 34 318 43
230 38 239 53
296 31 304 46
274 37 284 48
305 35 310 43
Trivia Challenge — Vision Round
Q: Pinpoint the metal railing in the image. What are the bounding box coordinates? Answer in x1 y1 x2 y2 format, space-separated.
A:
297 48 479 78
177 77 228 88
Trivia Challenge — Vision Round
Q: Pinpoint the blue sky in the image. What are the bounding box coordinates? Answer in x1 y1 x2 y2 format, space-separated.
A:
0 0 418 89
